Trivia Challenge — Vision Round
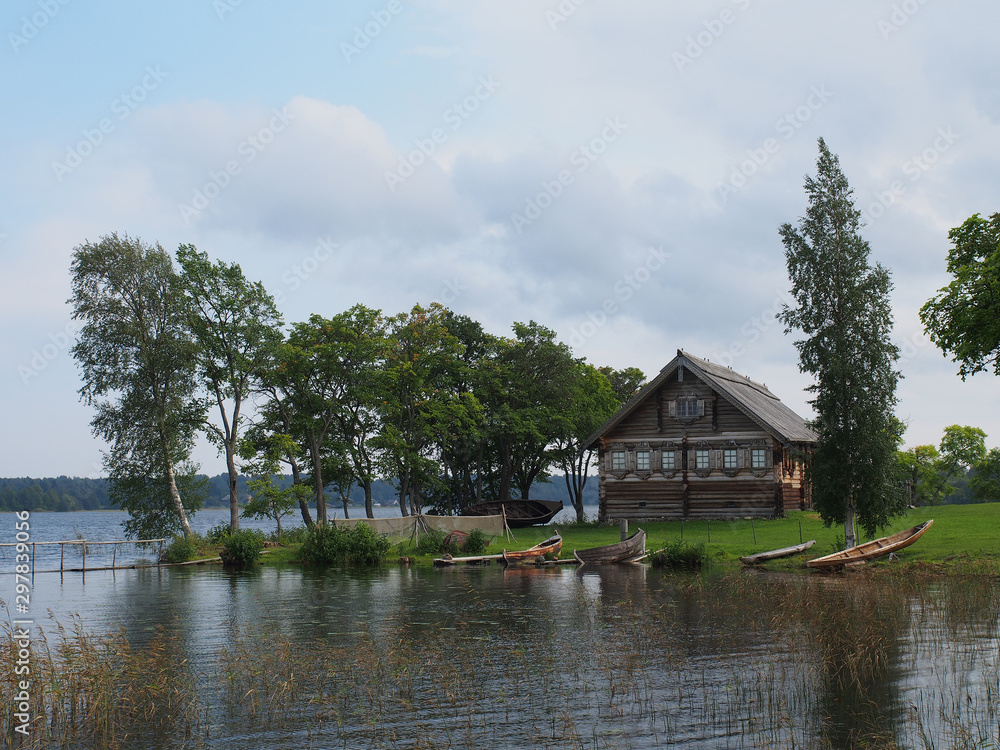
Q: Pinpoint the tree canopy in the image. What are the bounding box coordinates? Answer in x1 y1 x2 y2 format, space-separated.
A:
921 212 1000 379
779 139 905 547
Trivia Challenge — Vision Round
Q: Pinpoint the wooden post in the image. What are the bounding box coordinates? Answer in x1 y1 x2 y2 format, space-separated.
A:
620 519 628 542
112 542 117 569
31 542 35 578
751 518 756 545
707 519 711 543
82 541 86 572
60 543 65 573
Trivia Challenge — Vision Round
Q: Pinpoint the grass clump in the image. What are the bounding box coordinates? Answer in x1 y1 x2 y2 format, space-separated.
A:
160 533 203 564
651 539 706 570
220 528 265 568
298 522 391 566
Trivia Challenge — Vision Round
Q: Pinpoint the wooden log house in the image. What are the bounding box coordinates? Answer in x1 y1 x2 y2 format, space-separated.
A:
585 350 818 522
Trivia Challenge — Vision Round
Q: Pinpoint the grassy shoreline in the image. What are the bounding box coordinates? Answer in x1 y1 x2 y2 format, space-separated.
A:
250 502 1000 575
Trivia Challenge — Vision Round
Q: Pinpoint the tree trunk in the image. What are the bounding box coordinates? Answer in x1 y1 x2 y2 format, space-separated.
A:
364 480 374 518
844 497 857 549
165 461 194 536
226 443 239 531
398 473 410 517
309 437 326 524
288 458 313 527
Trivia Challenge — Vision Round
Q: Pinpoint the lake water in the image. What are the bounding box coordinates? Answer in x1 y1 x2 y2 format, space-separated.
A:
1 511 998 749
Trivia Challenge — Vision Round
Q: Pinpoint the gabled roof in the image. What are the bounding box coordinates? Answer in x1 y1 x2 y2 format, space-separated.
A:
585 350 818 449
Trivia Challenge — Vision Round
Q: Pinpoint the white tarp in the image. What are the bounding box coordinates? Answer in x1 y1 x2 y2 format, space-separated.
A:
333 513 505 539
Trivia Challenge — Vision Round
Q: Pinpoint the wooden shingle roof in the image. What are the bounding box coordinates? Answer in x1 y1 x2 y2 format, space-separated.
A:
585 349 818 449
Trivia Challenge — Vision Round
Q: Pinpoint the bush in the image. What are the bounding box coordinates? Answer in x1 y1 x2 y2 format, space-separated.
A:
206 524 231 544
220 529 265 568
415 528 449 556
299 522 391 566
652 540 706 570
161 533 200 564
463 528 489 556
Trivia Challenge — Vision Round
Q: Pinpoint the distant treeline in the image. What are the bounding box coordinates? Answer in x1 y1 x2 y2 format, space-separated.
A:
0 474 597 513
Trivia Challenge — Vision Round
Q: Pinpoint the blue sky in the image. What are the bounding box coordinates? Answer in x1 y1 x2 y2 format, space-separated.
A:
3 0 1000 478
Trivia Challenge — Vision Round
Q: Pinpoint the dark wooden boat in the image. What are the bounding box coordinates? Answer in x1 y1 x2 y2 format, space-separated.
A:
739 539 816 565
501 534 562 564
462 499 563 527
806 520 934 569
573 529 646 565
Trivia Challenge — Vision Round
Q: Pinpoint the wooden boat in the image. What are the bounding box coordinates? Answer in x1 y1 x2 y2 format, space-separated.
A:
501 534 562 564
573 529 646 565
806 520 934 569
462 499 563 527
739 539 816 565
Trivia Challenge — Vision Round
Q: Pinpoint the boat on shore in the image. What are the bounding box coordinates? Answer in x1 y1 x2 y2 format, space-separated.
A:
806 520 934 569
739 539 816 565
462 499 563 527
501 534 563 565
573 529 646 565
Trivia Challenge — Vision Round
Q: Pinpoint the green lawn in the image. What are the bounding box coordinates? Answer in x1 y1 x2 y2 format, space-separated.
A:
468 502 1000 570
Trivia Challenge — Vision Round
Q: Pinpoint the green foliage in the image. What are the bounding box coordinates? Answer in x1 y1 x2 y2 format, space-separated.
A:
921 212 1000 379
779 139 905 545
415 528 450 555
220 529 265 568
207 524 231 543
464 528 489 555
162 533 201 564
298 522 391 566
652 540 706 569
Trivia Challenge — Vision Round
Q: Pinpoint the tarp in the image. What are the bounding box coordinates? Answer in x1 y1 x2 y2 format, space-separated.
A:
333 513 505 539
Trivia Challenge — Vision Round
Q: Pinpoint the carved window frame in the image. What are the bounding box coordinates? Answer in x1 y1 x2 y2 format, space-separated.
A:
660 442 679 477
609 443 628 478
634 442 652 475
750 441 771 477
692 442 712 477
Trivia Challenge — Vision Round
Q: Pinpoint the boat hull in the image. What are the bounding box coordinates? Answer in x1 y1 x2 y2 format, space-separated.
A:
806 520 934 568
574 529 646 565
502 534 562 564
462 499 563 527
740 539 815 565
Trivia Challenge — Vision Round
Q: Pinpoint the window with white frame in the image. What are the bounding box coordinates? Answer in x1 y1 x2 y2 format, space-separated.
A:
751 447 767 469
611 450 627 471
675 398 701 419
695 449 710 470
723 448 738 470
662 450 676 471
636 450 651 471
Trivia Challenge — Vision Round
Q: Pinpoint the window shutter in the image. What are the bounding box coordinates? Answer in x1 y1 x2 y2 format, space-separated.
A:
710 449 721 470
697 399 705 416
738 448 748 469
668 400 676 417
687 449 696 470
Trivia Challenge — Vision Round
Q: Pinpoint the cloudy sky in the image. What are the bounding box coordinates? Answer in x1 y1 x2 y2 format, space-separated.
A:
3 0 999 478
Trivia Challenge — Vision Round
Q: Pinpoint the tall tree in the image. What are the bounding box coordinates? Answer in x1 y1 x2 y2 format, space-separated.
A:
553 363 622 522
176 245 282 531
920 212 1000 378
69 233 205 537
779 139 905 548
598 366 646 403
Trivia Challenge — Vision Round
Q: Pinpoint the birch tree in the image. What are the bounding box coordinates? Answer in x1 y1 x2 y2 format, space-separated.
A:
779 139 905 548
70 233 205 538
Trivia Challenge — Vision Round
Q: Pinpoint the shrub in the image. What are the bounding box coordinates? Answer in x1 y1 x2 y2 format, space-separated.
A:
220 529 265 568
463 528 489 556
298 522 391 566
161 534 200 564
652 540 706 570
207 524 231 544
415 528 449 556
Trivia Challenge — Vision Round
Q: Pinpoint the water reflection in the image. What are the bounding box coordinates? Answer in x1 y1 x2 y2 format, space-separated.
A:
7 563 1000 749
